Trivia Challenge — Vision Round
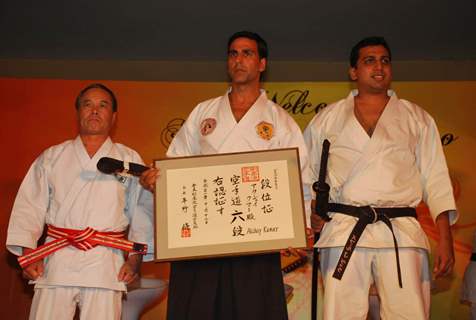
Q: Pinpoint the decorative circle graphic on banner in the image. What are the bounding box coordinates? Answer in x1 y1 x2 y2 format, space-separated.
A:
161 118 185 148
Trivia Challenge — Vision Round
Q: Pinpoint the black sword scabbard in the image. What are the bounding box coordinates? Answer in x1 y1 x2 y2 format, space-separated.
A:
311 139 331 320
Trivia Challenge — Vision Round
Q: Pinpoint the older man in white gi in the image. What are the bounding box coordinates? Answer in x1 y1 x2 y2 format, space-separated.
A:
6 83 154 319
304 37 457 319
140 31 311 320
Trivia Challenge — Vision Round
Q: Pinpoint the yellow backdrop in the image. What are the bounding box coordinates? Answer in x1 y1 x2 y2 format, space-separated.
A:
1 78 474 319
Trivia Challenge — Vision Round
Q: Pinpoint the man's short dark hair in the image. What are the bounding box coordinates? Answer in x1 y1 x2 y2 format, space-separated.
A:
75 83 118 112
227 31 268 60
349 36 392 68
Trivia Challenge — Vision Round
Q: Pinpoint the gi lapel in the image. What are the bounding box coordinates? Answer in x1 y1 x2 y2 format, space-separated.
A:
323 92 366 191
54 137 114 224
345 92 400 180
199 92 237 154
210 90 271 153
215 93 239 152
327 92 359 146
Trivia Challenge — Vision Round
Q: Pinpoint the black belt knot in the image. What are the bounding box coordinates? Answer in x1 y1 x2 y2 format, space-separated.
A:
329 203 416 288
358 206 381 224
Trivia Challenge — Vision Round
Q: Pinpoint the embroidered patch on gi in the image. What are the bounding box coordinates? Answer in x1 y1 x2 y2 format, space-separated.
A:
256 121 274 140
200 118 217 136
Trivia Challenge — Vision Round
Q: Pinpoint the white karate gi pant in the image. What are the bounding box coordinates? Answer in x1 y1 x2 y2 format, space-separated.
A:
462 259 476 319
320 247 431 320
29 286 122 320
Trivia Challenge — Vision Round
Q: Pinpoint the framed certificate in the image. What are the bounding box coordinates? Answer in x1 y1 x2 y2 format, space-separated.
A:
153 148 307 261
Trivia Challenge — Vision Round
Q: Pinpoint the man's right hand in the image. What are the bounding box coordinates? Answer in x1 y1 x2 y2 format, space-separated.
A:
310 200 325 233
22 248 44 280
139 167 160 193
311 213 325 233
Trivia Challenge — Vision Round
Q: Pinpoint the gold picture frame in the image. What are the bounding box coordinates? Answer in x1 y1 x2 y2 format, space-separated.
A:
153 148 307 261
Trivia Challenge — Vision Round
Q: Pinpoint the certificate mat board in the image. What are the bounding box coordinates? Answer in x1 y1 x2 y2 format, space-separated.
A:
153 148 307 261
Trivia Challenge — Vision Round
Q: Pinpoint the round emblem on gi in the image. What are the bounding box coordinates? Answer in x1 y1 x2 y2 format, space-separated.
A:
256 121 274 140
200 118 217 136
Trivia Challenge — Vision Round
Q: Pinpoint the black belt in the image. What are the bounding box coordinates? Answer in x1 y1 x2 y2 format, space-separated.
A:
471 253 476 262
329 203 417 288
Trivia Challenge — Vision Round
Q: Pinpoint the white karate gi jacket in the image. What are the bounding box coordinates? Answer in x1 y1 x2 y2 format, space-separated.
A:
167 89 312 225
6 136 154 291
304 91 457 251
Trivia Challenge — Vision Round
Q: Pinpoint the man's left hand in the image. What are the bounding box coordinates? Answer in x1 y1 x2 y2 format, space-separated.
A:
118 254 142 284
433 211 455 278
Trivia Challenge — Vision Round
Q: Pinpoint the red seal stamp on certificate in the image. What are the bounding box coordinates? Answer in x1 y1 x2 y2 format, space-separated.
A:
200 118 217 136
241 166 260 183
181 223 191 238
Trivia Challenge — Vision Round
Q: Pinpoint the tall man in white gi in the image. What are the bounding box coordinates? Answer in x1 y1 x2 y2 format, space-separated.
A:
304 37 457 319
140 31 311 320
6 83 154 319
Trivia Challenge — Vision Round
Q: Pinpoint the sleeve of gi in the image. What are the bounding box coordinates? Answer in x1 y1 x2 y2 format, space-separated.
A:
128 188 155 261
416 113 458 224
303 114 324 200
167 104 202 157
280 116 312 228
125 153 155 262
6 153 49 256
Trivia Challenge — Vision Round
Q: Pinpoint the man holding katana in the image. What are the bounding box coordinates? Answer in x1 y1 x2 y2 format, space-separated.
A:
304 37 457 319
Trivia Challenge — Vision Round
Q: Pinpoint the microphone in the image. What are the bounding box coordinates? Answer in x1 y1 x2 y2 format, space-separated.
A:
97 157 149 177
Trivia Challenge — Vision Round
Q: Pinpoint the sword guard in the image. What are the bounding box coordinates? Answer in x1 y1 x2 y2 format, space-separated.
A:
313 181 332 222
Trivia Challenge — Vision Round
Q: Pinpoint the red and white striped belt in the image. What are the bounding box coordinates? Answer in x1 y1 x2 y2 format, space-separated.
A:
18 224 148 268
